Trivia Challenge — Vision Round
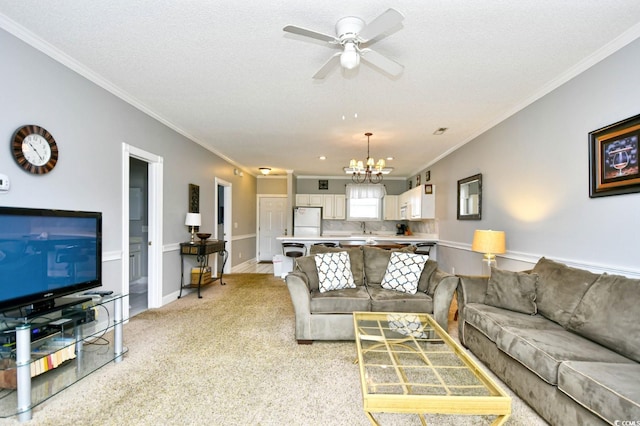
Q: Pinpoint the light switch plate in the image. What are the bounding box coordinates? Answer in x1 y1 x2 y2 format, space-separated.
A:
0 174 9 192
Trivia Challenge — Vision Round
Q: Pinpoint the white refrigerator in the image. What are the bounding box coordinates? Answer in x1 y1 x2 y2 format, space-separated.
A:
293 207 322 237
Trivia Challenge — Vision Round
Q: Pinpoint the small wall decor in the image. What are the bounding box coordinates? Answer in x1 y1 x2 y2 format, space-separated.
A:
318 179 329 190
425 170 431 182
416 174 421 185
189 183 200 213
424 184 433 194
589 113 640 197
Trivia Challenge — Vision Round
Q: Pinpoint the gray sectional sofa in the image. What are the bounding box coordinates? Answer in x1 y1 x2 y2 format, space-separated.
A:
285 245 458 343
457 257 640 425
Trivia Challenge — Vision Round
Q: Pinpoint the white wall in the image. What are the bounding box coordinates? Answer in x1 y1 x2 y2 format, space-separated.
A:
426 38 640 278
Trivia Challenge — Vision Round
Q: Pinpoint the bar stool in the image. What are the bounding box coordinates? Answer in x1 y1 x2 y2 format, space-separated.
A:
282 242 306 259
415 243 434 256
313 242 337 247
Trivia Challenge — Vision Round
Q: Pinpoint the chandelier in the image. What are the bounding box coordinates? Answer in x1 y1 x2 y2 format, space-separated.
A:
344 132 392 184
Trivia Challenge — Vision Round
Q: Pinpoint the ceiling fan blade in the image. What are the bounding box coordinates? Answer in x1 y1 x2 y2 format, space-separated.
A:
283 25 337 43
360 49 404 77
313 52 341 79
358 8 404 43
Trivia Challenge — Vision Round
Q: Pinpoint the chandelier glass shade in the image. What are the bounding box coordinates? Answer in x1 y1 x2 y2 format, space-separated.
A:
344 132 392 184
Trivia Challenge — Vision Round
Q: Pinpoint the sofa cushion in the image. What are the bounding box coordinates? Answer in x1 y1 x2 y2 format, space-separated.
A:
464 303 563 343
314 252 355 293
309 286 371 314
496 327 635 385
532 257 599 327
294 256 320 291
420 259 439 294
367 287 433 313
310 245 365 286
558 361 640 424
567 273 640 363
485 268 538 314
380 252 429 294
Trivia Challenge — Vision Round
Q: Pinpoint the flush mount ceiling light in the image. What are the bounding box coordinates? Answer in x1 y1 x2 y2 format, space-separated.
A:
343 132 393 184
259 167 271 175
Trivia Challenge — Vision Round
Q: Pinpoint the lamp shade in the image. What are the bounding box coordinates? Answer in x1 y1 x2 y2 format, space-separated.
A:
471 230 506 255
185 213 201 227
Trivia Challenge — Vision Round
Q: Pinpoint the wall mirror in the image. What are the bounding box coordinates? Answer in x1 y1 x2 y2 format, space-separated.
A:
457 174 482 220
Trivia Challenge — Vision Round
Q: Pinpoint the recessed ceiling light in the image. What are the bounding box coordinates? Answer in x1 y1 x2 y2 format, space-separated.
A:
433 127 448 135
386 157 394 161
319 156 326 160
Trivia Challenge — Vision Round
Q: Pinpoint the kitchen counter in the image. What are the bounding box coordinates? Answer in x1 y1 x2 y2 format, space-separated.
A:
277 233 438 243
277 234 438 260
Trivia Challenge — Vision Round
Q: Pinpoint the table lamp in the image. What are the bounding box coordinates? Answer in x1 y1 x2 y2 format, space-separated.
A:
185 213 201 243
471 230 506 276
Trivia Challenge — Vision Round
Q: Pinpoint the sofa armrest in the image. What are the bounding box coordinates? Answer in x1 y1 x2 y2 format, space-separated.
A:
430 270 459 332
456 275 489 346
285 271 313 341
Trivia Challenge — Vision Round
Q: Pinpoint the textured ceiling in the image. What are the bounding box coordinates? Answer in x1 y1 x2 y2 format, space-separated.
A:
1 1 640 178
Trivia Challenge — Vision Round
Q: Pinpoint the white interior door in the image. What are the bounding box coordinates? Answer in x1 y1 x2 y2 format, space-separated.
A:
258 196 287 261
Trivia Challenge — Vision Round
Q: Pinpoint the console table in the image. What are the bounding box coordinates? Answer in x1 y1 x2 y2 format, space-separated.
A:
179 240 227 299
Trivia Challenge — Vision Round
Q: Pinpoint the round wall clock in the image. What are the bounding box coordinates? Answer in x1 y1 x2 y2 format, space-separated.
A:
11 125 59 174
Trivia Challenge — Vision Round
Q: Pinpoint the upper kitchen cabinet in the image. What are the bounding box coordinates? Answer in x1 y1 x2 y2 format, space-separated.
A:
323 194 345 219
295 193 323 207
407 185 436 220
383 195 399 220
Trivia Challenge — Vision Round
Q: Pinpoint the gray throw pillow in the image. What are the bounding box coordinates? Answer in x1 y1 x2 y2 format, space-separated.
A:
484 268 538 314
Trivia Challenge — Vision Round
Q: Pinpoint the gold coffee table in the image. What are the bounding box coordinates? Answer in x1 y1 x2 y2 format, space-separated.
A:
353 312 511 425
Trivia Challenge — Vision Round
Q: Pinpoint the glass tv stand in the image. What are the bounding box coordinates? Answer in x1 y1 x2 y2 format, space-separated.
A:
0 293 128 422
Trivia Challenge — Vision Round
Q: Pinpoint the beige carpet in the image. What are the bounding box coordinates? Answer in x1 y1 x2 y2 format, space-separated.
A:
0 274 548 425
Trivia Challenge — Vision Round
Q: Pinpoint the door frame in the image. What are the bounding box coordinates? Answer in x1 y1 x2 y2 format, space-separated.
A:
122 143 164 316
256 194 288 262
214 177 232 275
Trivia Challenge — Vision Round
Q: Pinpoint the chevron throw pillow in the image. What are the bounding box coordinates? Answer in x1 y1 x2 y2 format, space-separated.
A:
315 251 356 293
380 252 429 294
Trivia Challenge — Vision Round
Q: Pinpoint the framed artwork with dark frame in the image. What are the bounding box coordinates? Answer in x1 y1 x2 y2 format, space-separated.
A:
589 114 640 198
425 170 431 182
416 174 421 185
189 183 200 213
424 184 433 194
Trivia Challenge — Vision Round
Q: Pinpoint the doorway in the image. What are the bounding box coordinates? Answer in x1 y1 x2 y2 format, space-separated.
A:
122 143 164 319
129 158 148 316
257 196 287 262
214 177 232 276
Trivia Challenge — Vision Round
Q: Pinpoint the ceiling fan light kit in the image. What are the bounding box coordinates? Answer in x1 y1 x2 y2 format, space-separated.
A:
283 8 405 79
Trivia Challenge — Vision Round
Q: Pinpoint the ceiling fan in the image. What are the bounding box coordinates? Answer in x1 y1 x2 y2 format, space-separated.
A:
283 8 405 79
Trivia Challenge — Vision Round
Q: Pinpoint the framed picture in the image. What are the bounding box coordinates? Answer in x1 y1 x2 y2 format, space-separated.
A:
424 184 433 194
589 114 640 197
318 179 329 190
425 170 431 182
416 174 421 185
189 183 200 213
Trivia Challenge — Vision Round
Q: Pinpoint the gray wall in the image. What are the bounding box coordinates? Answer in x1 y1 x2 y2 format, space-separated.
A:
419 38 640 277
0 29 257 299
296 177 408 195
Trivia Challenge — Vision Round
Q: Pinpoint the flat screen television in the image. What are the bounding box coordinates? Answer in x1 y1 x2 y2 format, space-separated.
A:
0 206 102 314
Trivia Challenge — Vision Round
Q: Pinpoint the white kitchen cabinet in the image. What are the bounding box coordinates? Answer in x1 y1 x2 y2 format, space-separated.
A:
129 242 142 281
322 194 346 219
383 195 399 220
295 194 323 207
407 185 436 220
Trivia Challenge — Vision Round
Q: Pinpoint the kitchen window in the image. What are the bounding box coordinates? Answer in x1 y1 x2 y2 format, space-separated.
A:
345 184 385 221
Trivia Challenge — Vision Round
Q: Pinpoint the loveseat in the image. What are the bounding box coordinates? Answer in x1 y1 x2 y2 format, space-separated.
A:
285 245 458 343
457 257 640 425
